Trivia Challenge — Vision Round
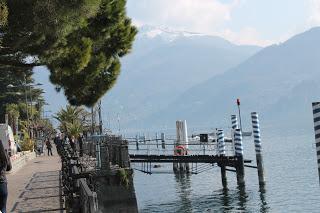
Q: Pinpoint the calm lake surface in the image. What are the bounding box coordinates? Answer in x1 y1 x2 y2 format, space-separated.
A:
131 130 320 212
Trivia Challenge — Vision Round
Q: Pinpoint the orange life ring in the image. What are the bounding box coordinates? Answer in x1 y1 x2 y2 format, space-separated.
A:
174 145 187 156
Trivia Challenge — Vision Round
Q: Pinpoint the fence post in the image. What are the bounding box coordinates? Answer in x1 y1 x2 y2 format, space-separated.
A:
251 112 265 185
312 102 320 183
234 128 245 186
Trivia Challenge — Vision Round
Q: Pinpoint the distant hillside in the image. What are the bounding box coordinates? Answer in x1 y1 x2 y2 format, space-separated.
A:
32 26 261 129
138 27 320 133
101 26 261 128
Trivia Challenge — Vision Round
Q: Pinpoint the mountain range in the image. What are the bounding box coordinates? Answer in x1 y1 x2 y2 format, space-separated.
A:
136 27 320 134
33 26 320 134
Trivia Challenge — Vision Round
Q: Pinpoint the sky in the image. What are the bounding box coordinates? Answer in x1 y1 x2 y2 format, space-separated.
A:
126 0 320 46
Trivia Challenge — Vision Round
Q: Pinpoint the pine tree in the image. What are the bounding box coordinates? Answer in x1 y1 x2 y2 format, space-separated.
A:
0 0 137 106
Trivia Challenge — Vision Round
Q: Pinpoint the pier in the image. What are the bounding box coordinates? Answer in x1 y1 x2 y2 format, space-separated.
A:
127 112 266 188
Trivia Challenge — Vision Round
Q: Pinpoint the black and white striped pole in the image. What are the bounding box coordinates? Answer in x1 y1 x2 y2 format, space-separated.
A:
251 112 265 185
231 115 238 155
234 128 245 186
312 102 320 182
217 129 227 187
231 115 239 130
217 129 226 156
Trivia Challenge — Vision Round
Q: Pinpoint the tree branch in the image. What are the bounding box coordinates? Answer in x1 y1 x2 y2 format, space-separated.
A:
0 60 43 68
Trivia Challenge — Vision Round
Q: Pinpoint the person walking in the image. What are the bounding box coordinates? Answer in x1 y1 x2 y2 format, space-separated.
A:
0 140 12 213
70 135 76 151
78 135 83 157
46 139 53 156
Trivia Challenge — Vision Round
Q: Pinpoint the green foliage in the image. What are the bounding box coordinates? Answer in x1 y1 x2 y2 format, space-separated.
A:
20 129 34 151
0 69 37 122
66 120 83 137
54 105 89 135
5 103 19 132
1 0 137 107
0 1 8 26
117 168 130 189
6 103 19 118
36 118 55 139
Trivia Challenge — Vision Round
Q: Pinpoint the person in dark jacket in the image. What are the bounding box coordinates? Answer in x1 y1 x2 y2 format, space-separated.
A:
78 135 83 157
70 135 76 151
46 140 53 156
0 139 11 213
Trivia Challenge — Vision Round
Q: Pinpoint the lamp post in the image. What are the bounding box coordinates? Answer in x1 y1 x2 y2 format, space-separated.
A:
98 100 103 135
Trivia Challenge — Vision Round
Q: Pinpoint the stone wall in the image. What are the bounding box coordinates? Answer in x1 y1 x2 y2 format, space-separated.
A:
7 151 36 174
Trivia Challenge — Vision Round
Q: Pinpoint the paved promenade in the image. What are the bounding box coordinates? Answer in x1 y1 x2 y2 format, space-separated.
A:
6 149 65 212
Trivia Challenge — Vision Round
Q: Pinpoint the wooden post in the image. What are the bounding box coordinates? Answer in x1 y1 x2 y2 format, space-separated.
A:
217 129 227 187
135 135 139 151
155 133 159 148
312 102 320 182
221 166 227 188
251 112 265 185
234 128 245 186
161 133 166 149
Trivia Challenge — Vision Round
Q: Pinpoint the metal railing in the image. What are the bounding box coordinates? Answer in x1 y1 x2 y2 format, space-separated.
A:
59 143 98 213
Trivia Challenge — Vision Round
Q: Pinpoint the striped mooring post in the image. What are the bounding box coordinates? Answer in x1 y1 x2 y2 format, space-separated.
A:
234 128 245 186
217 129 226 156
312 102 320 182
251 112 265 185
231 115 239 129
217 129 227 187
231 115 239 155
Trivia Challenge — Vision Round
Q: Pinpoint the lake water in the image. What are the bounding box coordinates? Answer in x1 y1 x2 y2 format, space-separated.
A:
131 131 320 212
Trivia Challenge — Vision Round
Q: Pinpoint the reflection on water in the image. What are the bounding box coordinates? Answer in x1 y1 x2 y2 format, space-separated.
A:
174 173 192 213
259 185 269 213
137 133 320 212
139 171 270 213
237 186 248 211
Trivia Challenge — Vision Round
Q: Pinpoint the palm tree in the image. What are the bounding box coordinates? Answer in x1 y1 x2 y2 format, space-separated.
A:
54 105 89 136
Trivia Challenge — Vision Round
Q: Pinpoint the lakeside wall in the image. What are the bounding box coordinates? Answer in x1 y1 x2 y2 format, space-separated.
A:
7 151 36 174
